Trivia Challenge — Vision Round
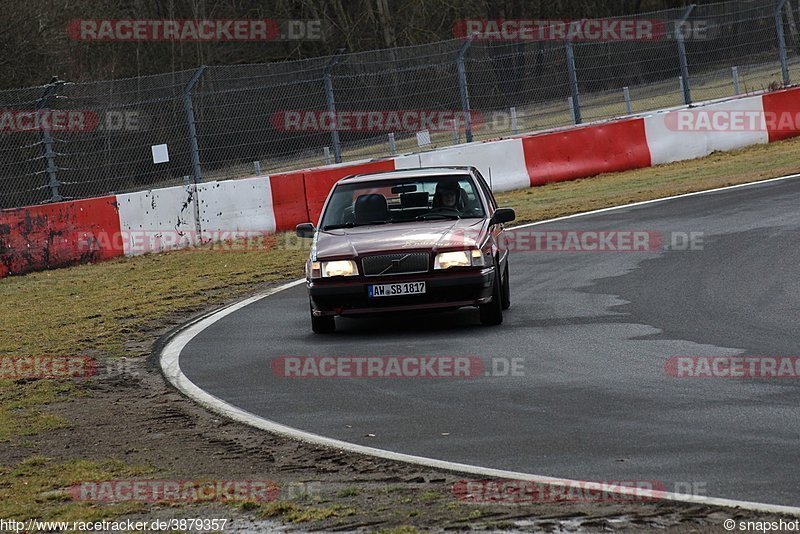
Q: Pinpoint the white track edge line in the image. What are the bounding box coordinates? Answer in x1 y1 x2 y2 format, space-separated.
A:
159 174 800 516
511 172 800 229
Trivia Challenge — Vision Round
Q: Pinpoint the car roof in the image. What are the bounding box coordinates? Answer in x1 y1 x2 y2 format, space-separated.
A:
340 166 475 184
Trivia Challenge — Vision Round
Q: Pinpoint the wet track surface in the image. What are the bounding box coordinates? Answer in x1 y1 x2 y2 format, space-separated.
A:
179 178 800 506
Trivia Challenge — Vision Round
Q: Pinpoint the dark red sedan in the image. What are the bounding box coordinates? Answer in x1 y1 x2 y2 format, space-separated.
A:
296 166 515 333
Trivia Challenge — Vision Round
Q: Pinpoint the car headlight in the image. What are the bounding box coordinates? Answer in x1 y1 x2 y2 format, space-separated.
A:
317 259 358 278
434 249 486 269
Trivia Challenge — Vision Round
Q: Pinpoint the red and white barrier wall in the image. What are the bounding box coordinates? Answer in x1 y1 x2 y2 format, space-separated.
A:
644 96 769 164
0 196 122 277
394 138 530 191
522 117 652 186
116 184 198 254
763 88 800 142
2 87 799 277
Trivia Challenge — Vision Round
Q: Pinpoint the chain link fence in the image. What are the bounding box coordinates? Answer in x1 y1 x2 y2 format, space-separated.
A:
1 0 797 210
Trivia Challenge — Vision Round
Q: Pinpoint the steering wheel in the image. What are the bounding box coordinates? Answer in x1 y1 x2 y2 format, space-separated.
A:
428 206 461 214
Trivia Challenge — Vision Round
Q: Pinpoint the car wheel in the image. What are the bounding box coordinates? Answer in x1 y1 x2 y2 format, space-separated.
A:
479 261 504 326
501 259 511 310
310 303 336 334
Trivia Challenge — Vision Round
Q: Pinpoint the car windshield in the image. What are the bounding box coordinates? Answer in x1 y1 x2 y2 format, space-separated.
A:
320 175 486 230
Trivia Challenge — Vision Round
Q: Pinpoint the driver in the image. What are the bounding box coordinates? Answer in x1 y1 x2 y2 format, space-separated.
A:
434 181 463 211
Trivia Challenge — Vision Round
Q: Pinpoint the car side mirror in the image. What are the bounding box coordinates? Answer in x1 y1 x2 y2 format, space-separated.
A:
295 223 316 238
489 208 515 226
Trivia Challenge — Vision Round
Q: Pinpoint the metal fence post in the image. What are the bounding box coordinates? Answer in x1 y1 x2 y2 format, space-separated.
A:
732 66 741 95
324 49 345 164
456 35 474 143
567 97 576 124
565 39 582 124
510 107 519 135
676 4 696 105
183 65 206 185
775 0 791 86
37 78 64 203
183 173 203 240
623 86 633 114
451 119 459 144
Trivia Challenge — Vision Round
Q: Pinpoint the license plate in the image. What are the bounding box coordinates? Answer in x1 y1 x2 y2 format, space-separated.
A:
368 281 426 298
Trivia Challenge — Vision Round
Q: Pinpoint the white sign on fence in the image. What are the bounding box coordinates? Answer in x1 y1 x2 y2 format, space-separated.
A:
151 144 169 164
416 130 431 147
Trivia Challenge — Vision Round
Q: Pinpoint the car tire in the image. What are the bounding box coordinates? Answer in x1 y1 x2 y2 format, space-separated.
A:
479 261 504 326
310 304 336 334
501 259 511 310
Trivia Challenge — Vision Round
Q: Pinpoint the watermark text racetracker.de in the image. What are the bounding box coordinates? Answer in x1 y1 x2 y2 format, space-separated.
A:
68 479 280 502
400 229 703 252
0 109 140 132
67 19 325 41
452 18 711 41
272 110 480 133
665 109 800 133
0 355 138 380
0 355 94 379
666 356 800 378
77 229 285 254
271 356 524 378
452 479 708 503
498 230 703 252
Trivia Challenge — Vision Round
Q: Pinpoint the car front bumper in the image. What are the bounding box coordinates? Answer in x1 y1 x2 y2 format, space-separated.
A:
308 267 495 317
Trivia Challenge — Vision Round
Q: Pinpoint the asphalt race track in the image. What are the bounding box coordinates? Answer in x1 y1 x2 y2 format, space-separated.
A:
175 177 800 506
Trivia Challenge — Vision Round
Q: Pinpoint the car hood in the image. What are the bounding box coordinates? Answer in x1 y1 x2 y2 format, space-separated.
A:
313 219 487 259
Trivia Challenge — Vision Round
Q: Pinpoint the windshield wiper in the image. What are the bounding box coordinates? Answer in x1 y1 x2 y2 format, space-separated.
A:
415 213 461 220
322 222 354 231
323 221 388 231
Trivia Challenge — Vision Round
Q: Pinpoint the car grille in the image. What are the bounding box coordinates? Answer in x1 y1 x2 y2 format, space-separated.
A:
362 253 429 276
